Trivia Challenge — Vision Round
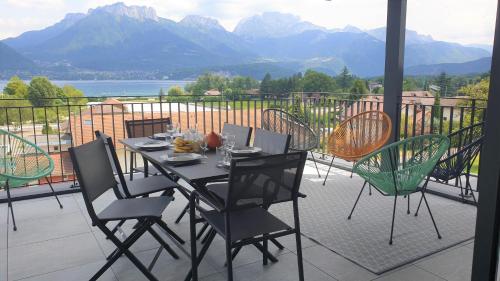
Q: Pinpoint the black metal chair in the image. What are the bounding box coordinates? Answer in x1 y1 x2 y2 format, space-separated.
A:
95 131 185 243
221 123 252 147
174 123 253 224
262 108 321 177
125 118 171 180
415 122 484 210
253 128 291 155
187 152 308 281
69 139 181 281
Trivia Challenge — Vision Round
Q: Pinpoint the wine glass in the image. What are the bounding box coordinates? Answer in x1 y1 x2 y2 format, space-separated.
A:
200 135 208 158
226 135 236 152
166 123 177 143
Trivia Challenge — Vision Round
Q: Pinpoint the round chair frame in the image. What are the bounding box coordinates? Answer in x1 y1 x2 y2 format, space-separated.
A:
323 110 392 185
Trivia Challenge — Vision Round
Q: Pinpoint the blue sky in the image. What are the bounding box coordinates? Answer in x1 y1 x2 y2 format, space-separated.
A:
0 0 496 45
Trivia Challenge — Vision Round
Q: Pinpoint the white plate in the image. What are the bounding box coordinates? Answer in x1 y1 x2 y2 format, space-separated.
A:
163 153 203 163
230 147 262 155
153 132 183 139
135 141 169 150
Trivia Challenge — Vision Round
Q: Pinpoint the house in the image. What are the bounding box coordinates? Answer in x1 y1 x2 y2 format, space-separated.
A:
204 89 221 96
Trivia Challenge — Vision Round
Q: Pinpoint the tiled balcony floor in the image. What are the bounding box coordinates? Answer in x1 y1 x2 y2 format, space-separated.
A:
0 163 476 281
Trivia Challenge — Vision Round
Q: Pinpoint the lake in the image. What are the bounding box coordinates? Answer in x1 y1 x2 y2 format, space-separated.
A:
0 80 192 97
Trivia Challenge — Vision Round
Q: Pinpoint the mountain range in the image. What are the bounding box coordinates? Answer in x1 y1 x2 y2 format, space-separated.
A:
0 2 493 79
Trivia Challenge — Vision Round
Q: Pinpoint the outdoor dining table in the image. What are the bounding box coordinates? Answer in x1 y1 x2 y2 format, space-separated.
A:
121 137 229 191
120 137 281 264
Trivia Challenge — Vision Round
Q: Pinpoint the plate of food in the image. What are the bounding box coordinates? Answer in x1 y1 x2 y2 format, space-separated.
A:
135 140 170 151
229 146 262 156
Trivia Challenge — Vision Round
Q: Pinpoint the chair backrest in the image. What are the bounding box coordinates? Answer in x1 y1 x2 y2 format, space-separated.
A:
328 110 392 161
69 139 119 222
222 123 252 147
432 122 485 180
125 118 171 138
225 151 307 211
262 109 318 151
0 129 54 187
354 134 450 195
95 131 130 199
253 128 291 154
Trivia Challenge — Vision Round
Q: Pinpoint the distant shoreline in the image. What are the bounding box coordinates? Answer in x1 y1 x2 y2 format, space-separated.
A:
0 80 194 97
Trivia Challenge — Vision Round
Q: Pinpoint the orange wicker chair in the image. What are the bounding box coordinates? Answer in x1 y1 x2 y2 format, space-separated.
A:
322 110 392 185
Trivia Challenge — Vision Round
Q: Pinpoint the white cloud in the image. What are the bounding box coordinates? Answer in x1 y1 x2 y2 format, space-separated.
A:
0 0 496 44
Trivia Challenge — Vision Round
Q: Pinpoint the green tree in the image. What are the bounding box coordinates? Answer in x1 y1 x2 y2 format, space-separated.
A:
338 66 352 91
28 77 62 106
403 77 418 91
458 77 489 124
42 123 55 134
168 86 185 96
302 70 336 93
3 76 28 98
260 73 272 94
436 72 451 97
62 85 87 105
350 79 368 98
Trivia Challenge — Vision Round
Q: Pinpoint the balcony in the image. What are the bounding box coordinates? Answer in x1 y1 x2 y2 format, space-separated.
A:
0 94 484 280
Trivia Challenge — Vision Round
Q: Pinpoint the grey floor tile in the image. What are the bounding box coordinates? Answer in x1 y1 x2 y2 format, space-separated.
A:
0 248 6 281
112 247 218 281
7 232 104 280
302 245 376 281
201 237 289 271
227 252 338 281
17 260 118 281
7 195 78 223
373 265 446 281
415 245 473 281
6 211 91 248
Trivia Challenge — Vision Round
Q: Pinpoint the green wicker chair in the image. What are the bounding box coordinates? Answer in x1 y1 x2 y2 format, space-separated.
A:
350 134 450 244
0 129 63 231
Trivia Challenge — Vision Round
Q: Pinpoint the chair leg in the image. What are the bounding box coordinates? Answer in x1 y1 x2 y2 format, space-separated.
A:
270 237 285 250
293 199 305 281
46 177 63 209
175 203 189 224
263 235 269 265
348 181 367 220
310 151 321 178
252 243 279 262
6 181 17 231
407 194 410 215
189 196 198 281
466 179 477 204
129 151 134 181
97 222 158 281
196 223 209 240
147 227 179 259
389 195 397 245
155 219 185 244
322 156 335 186
186 228 216 281
459 176 465 201
414 176 430 217
422 192 442 239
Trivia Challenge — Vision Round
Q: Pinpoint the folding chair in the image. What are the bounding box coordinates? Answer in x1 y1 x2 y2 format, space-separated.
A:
95 131 184 242
69 139 182 281
187 152 308 281
125 118 171 180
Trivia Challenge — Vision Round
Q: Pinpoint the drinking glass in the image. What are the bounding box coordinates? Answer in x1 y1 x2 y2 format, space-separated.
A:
226 135 236 151
200 135 208 158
